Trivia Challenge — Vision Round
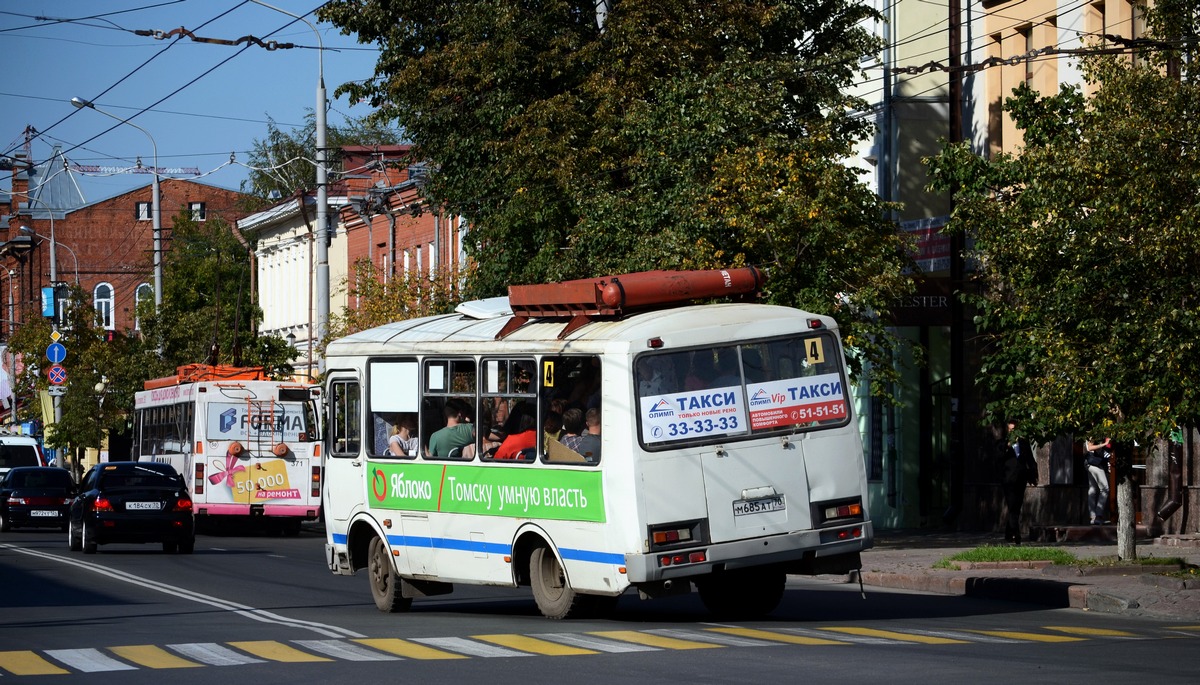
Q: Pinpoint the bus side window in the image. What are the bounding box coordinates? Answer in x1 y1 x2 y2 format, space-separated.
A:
423 359 477 460
329 379 362 456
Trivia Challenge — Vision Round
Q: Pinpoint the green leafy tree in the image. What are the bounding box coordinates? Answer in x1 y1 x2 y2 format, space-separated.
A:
139 212 294 376
241 111 405 200
326 260 465 341
319 0 915 384
7 288 156 475
925 1 1200 556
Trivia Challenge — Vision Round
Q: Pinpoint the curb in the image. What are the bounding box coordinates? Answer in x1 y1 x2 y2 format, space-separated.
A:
859 571 1080 610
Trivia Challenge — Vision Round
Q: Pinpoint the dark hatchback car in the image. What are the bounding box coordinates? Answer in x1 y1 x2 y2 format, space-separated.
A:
68 462 195 554
0 467 74 532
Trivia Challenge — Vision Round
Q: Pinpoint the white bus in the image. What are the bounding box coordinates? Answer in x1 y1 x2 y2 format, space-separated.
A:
133 365 323 535
323 268 872 619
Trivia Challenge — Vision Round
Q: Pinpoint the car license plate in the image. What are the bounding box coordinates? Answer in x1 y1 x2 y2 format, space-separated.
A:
31 510 58 517
126 501 162 511
732 495 785 516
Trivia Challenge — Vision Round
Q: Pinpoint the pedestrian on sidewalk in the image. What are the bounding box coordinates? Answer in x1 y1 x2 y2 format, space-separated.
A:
1002 418 1038 544
1084 437 1112 524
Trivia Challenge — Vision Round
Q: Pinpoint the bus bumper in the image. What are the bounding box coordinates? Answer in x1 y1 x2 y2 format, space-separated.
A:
624 521 872 583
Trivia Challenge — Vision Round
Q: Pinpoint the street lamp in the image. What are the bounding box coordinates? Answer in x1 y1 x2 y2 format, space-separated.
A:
18 226 79 284
250 0 329 372
70 96 162 314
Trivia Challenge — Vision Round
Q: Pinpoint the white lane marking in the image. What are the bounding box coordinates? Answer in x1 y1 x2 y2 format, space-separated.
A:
532 632 661 653
413 637 532 657
292 640 403 661
2 543 364 638
168 643 267 666
44 648 137 672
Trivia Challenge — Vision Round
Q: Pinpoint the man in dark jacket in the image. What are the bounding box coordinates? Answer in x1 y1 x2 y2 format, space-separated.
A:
1002 419 1038 544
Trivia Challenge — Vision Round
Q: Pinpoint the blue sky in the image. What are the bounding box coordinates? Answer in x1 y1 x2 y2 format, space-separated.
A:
1 0 386 202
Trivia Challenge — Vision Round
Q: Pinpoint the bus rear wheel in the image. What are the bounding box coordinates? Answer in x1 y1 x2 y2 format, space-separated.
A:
696 567 786 619
368 536 412 613
530 546 581 619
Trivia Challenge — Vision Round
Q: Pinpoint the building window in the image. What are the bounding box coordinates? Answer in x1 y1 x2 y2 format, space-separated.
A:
136 202 152 221
189 202 206 221
134 282 152 330
94 283 115 330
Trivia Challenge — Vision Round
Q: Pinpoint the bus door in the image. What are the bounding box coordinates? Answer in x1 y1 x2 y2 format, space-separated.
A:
325 372 366 525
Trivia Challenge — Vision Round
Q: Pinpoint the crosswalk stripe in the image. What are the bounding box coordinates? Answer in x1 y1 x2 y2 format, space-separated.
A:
414 637 532 657
818 627 968 645
167 642 268 666
781 628 896 644
707 627 849 646
109 645 203 669
532 632 662 653
902 629 1022 644
353 638 467 660
0 651 70 676
1044 626 1141 638
588 630 723 650
968 630 1085 642
647 628 780 648
472 634 598 656
228 641 333 662
292 640 403 661
44 648 137 672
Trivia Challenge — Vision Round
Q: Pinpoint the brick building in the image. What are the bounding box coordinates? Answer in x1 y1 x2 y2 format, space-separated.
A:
1 148 249 338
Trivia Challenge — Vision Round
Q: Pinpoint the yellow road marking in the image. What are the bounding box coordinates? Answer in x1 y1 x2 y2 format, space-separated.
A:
109 645 202 669
589 631 722 650
473 634 597 656
354 638 469 660
819 627 967 644
0 651 70 676
707 627 849 646
228 641 332 663
969 630 1084 642
1167 625 1200 631
1044 626 1139 638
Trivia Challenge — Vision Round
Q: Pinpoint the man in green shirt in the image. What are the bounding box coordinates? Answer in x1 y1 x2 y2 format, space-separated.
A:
427 401 475 457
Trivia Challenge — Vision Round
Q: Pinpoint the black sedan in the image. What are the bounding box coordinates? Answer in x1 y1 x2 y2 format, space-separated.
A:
0 467 74 532
68 461 195 554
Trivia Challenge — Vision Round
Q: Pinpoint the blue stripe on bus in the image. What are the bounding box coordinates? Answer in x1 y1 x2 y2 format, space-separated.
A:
558 547 626 565
362 534 623 565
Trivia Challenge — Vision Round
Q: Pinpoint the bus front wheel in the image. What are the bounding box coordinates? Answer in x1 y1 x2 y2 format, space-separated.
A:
530 546 580 619
368 536 412 613
696 567 786 619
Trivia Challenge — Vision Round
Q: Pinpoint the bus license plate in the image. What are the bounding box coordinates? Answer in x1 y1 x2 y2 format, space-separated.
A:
31 510 58 517
732 496 785 516
126 502 162 511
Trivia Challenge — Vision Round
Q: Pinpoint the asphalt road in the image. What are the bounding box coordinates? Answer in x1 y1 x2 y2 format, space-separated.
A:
2 525 1196 684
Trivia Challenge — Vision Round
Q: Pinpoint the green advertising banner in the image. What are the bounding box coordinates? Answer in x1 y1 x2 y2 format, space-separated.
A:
367 462 606 523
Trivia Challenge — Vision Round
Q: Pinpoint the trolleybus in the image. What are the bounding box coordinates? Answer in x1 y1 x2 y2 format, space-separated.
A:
134 365 323 534
323 268 871 618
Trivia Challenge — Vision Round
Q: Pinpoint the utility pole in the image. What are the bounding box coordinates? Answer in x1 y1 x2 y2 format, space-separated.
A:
947 0 966 525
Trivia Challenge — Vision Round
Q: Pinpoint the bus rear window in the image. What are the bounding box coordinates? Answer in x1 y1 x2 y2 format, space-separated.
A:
635 333 850 448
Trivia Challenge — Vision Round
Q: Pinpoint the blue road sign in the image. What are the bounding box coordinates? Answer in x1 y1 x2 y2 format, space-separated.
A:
46 342 67 364
48 364 67 385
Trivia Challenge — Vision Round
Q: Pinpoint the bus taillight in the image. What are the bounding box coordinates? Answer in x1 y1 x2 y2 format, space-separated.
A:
194 463 205 495
658 550 707 567
311 466 321 497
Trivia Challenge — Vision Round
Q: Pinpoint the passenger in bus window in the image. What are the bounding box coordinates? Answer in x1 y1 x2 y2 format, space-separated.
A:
542 410 563 451
712 347 741 387
493 410 537 461
387 414 419 457
561 408 600 462
427 400 475 457
685 350 716 391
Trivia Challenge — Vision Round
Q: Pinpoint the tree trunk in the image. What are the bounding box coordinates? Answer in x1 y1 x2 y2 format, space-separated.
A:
1116 476 1136 560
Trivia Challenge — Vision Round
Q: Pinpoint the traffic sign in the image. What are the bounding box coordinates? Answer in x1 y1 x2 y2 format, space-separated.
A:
47 386 67 397
47 364 67 385
46 342 67 364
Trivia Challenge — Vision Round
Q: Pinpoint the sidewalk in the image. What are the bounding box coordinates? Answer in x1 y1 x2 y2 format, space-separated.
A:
852 529 1200 621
